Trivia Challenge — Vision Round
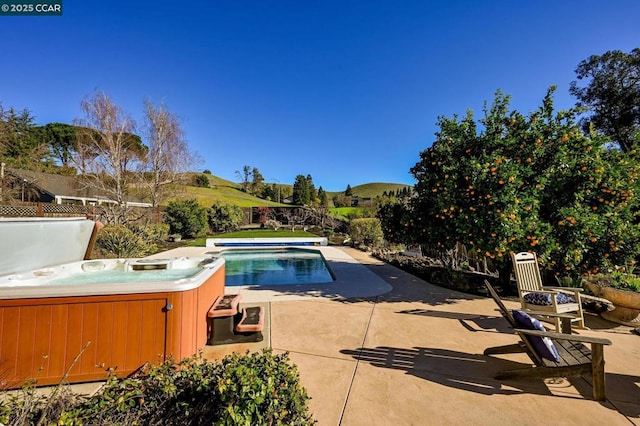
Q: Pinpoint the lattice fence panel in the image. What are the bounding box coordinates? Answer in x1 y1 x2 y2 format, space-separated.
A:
0 205 38 217
1 203 164 226
0 203 97 219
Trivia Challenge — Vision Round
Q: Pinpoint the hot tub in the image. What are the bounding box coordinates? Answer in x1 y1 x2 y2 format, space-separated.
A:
0 218 225 388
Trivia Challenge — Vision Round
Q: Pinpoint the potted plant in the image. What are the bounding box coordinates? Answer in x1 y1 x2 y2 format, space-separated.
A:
584 268 640 327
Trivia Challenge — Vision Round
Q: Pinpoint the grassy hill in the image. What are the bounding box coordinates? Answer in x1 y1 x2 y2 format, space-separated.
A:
204 174 242 189
178 186 285 207
170 175 411 207
169 173 285 207
329 182 413 198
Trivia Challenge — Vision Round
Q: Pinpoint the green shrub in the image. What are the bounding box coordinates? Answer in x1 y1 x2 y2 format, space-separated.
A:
130 223 171 243
0 350 315 426
350 218 384 248
378 201 412 245
95 224 155 258
345 209 363 221
164 198 208 239
610 264 640 292
587 270 640 292
209 203 245 233
213 350 314 425
193 173 211 188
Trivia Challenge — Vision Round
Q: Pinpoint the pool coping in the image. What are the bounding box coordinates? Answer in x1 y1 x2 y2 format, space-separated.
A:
206 237 328 246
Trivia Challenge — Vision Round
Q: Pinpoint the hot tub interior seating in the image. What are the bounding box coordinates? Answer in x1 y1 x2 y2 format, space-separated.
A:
207 294 265 345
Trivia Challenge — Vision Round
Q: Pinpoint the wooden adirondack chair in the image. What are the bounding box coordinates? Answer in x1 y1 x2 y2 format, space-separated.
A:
511 251 586 331
483 280 612 401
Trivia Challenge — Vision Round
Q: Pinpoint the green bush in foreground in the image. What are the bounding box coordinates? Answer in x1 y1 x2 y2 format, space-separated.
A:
0 349 315 426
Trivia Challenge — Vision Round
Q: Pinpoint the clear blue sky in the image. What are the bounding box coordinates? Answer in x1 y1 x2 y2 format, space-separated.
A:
2 1 639 191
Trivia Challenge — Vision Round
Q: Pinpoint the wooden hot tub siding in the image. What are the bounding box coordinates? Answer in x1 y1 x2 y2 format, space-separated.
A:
0 265 224 388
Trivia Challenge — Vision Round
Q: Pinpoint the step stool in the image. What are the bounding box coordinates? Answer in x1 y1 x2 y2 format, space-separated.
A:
207 294 264 345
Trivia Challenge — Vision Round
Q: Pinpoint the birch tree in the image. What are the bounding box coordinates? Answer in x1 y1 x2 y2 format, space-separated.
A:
73 91 144 224
142 99 196 207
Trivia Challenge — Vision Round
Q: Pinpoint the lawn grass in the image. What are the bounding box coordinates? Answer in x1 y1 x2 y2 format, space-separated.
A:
189 229 317 246
330 207 361 220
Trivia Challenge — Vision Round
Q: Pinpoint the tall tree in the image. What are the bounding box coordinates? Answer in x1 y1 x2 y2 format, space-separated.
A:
305 175 317 204
37 122 78 167
0 106 48 169
570 48 640 152
0 103 11 167
236 165 251 193
142 99 196 207
73 91 144 224
292 174 310 205
262 183 276 201
345 184 353 196
408 88 640 284
251 167 265 196
317 186 328 207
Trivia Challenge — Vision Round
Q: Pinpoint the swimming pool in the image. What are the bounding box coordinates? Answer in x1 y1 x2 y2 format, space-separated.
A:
216 248 335 286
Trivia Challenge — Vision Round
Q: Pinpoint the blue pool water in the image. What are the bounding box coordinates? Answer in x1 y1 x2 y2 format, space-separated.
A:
219 248 334 286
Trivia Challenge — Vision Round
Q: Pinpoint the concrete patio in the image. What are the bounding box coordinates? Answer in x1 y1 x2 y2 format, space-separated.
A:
200 246 640 425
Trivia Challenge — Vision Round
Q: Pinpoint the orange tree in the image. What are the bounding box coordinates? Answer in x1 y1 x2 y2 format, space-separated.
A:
408 88 640 284
378 199 413 246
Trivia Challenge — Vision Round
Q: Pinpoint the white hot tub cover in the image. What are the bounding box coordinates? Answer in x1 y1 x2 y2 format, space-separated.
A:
0 217 99 276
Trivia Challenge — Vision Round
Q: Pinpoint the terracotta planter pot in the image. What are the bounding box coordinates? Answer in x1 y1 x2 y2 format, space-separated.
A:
586 282 640 327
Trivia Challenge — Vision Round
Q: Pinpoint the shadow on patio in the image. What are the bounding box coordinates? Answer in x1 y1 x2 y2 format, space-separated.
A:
340 345 637 409
396 308 511 333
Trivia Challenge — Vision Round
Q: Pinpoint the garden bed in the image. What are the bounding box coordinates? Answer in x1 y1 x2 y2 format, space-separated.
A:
372 252 516 297
372 251 611 314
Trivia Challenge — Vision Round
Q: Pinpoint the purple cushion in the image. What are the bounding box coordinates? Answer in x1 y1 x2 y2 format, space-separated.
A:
512 310 560 362
523 292 575 305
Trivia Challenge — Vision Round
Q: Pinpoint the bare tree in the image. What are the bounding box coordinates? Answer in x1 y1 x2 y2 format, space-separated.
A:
141 99 197 207
73 91 143 224
281 207 314 231
309 205 338 231
236 165 251 193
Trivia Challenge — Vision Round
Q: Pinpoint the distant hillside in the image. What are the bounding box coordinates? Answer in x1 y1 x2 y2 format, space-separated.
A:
172 175 411 207
178 186 285 207
329 182 413 198
169 173 285 207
